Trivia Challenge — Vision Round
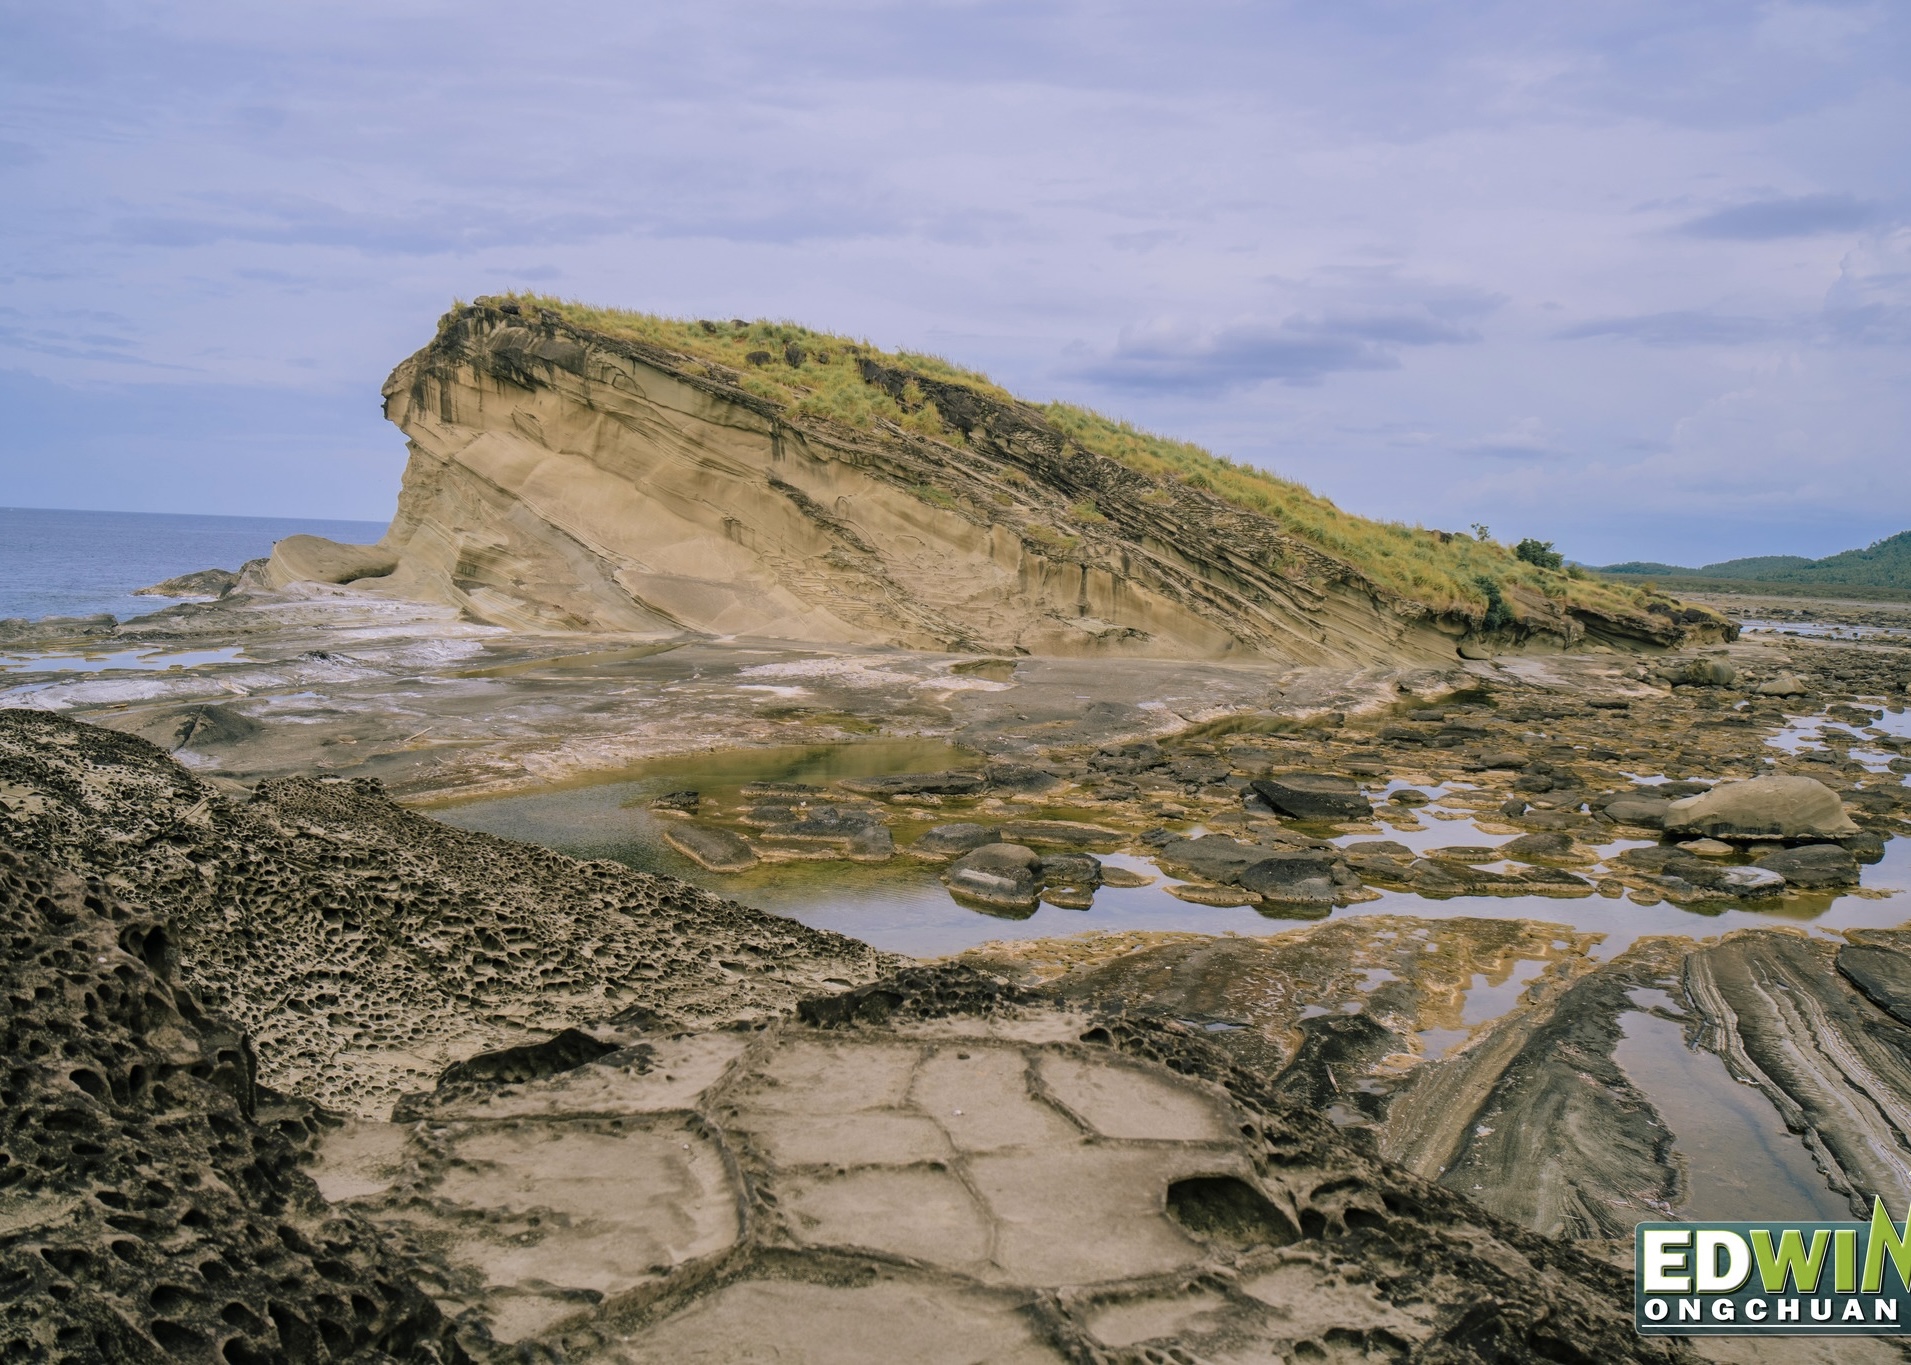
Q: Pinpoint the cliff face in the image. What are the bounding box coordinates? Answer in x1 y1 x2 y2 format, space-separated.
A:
275 302 1717 662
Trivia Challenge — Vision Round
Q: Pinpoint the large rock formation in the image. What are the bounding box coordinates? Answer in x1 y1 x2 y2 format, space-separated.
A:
270 301 1718 663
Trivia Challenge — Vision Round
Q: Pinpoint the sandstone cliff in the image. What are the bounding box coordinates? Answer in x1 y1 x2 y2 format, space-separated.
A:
271 300 1725 663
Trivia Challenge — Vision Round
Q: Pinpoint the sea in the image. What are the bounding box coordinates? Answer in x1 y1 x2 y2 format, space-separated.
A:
0 506 390 623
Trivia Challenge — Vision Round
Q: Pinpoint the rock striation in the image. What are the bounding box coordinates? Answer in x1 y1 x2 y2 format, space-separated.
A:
268 301 1724 662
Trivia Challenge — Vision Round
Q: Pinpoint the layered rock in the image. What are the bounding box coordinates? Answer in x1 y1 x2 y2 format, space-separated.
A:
269 302 1721 662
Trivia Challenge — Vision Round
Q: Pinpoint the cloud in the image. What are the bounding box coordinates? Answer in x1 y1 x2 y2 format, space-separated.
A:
1679 193 1879 240
1554 310 1788 346
1077 307 1485 393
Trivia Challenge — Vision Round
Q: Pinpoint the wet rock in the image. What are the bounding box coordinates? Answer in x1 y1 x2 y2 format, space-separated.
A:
1754 843 1861 888
1836 941 1911 1027
1388 788 1431 806
741 780 828 798
1038 852 1103 887
1167 882 1262 907
910 822 999 861
664 821 761 871
1670 862 1787 898
1501 831 1574 863
1098 865 1155 888
1672 837 1735 857
1428 845 1499 863
1344 839 1413 859
1156 836 1278 885
1236 850 1347 904
649 789 701 813
1843 831 1888 863
1664 775 1859 841
840 769 987 798
982 762 1064 794
1248 773 1372 821
1757 672 1809 696
998 818 1124 850
943 842 1042 909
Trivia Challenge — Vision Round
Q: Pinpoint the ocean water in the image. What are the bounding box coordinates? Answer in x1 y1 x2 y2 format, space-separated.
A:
0 506 389 623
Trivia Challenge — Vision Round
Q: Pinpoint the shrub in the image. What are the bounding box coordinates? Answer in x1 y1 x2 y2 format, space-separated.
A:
1515 538 1563 570
1475 575 1514 631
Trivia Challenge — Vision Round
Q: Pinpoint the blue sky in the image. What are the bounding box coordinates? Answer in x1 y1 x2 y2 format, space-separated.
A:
1 1 1906 565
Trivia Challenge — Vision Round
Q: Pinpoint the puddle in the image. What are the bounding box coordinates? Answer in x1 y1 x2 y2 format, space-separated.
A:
427 751 1911 961
1739 620 1911 642
1613 1008 1848 1221
0 646 249 673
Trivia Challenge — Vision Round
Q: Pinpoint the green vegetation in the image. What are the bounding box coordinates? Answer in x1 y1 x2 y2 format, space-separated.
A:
482 295 1655 623
1597 532 1911 594
1515 538 1563 570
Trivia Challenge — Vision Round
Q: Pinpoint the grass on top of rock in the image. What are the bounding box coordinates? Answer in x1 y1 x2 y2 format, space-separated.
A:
483 294 1656 623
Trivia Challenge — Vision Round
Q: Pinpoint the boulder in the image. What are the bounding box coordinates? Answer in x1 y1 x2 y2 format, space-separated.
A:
1388 789 1431 807
1249 773 1372 821
134 566 240 598
910 823 998 861
1038 853 1103 887
943 843 1042 909
1236 851 1346 904
1671 863 1787 898
264 535 398 587
1754 843 1860 889
1663 776 1858 842
1844 832 1888 864
1676 658 1736 688
662 822 759 872
1757 673 1809 697
648 789 701 813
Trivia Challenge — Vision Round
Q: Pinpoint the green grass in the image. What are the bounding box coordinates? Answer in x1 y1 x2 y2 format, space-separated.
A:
479 294 1656 622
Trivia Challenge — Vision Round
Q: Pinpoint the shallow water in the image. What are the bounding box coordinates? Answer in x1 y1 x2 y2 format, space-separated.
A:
1613 1007 1849 1221
0 645 249 673
429 752 1911 961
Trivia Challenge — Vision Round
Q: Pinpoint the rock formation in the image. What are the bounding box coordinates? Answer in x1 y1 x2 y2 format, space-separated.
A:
267 301 1725 662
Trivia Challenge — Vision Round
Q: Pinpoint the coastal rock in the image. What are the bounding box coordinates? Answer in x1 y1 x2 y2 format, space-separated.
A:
1755 842 1861 888
261 301 1721 658
1156 835 1279 885
943 842 1043 909
134 565 240 598
1663 775 1859 842
1758 672 1810 697
664 821 761 871
1249 773 1373 821
1236 850 1347 904
910 822 999 860
840 769 986 798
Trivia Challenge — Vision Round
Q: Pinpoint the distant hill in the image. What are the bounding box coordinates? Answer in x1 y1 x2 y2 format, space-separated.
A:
1597 532 1911 592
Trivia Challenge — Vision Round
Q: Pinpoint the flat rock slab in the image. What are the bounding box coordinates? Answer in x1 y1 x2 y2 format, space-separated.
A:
1250 773 1373 821
663 821 760 871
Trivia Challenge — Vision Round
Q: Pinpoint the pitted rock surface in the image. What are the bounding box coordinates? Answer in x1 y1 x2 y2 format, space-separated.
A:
0 847 462 1364
0 710 896 1116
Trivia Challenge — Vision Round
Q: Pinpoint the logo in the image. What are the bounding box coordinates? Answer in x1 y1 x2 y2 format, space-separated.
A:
1637 1200 1911 1335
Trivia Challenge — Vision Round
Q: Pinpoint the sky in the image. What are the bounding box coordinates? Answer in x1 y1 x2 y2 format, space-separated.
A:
1 1 1907 566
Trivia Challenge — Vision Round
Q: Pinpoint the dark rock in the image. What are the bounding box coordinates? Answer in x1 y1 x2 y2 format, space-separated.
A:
1478 751 1529 770
1344 840 1413 859
1169 754 1232 785
1502 831 1575 862
910 822 998 861
1039 853 1103 887
1754 843 1861 889
1500 798 1530 818
1389 788 1431 806
1156 835 1276 885
943 842 1042 909
840 769 986 798
1842 831 1888 864
1090 740 1168 775
1237 850 1347 903
663 822 760 872
649 789 701 813
983 762 1064 794
998 819 1123 850
134 566 240 598
1836 943 1911 1028
1249 773 1372 821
